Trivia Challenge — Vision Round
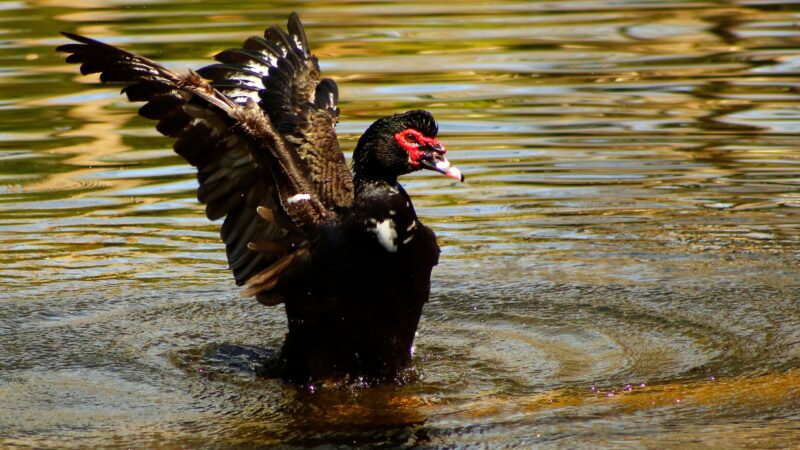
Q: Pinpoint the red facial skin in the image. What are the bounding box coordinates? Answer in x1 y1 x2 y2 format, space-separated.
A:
393 128 446 167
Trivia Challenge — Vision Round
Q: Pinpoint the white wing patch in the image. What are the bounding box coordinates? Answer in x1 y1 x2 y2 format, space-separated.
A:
251 54 278 71
224 88 260 103
291 35 304 53
288 193 311 203
372 219 398 253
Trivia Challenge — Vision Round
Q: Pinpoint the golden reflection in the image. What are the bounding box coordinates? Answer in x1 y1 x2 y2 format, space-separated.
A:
449 369 800 420
31 0 119 8
288 388 429 428
19 93 143 195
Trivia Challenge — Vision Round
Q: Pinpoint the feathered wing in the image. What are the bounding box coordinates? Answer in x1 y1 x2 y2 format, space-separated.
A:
57 14 353 303
196 13 354 209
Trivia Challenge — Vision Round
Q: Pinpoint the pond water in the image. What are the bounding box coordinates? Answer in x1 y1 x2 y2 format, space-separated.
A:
2 0 800 447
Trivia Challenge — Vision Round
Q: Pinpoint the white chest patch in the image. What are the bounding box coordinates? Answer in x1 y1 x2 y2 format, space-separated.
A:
372 219 398 252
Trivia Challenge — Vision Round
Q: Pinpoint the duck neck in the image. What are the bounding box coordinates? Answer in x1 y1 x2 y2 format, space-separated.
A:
352 142 400 191
353 171 398 194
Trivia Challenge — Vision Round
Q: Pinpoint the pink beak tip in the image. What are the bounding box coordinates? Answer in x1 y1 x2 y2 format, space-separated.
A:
446 166 464 182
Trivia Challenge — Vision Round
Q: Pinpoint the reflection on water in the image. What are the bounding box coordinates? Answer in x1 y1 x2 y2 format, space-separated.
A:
1 0 800 447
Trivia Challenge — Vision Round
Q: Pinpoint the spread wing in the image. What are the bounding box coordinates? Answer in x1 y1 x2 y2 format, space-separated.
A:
57 14 353 303
196 13 354 210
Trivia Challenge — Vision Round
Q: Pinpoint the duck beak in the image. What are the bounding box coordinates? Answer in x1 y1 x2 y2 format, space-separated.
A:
419 146 464 182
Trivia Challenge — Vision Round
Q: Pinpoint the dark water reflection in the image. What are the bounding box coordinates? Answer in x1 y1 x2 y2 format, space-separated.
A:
2 0 800 447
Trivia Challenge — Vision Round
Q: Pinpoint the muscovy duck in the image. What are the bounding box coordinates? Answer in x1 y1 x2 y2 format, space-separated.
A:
57 14 463 383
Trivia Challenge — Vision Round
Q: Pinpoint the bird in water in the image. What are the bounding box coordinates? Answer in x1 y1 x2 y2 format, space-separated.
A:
57 13 463 384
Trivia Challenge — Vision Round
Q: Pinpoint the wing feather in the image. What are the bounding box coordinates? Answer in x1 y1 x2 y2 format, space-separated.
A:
57 26 333 291
197 13 354 209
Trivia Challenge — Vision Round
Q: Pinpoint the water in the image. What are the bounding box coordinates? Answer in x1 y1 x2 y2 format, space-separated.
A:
2 0 800 447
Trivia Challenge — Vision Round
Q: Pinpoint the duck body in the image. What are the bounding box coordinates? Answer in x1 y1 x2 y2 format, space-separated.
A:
57 14 461 383
280 181 439 381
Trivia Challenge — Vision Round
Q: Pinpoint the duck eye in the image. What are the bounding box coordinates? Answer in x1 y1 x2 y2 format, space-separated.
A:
405 133 418 145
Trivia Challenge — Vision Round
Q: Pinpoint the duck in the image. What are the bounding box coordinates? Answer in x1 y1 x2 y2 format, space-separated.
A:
57 13 463 383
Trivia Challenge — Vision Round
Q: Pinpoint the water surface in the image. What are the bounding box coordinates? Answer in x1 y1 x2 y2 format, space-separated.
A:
1 0 800 447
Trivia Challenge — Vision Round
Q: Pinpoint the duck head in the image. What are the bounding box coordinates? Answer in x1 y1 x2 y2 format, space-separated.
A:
353 110 463 184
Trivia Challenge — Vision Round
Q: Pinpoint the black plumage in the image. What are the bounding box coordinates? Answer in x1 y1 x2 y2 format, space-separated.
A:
57 14 463 383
